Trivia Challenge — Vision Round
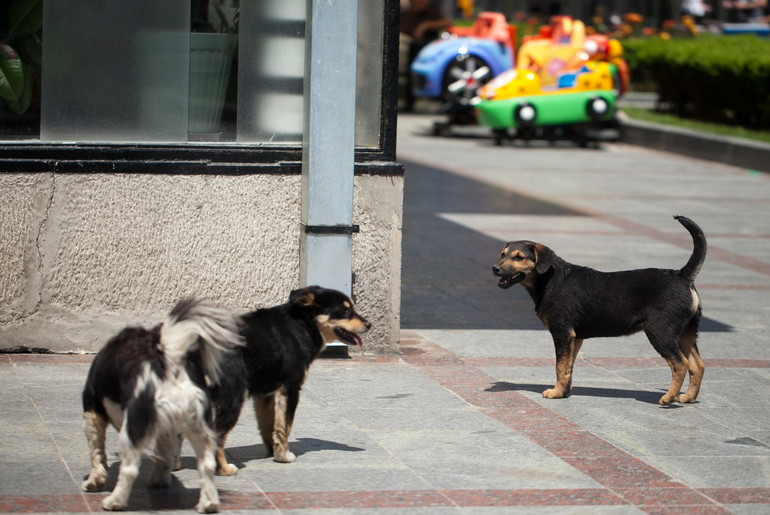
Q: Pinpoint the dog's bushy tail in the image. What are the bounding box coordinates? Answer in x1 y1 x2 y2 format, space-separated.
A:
160 298 243 385
675 215 707 281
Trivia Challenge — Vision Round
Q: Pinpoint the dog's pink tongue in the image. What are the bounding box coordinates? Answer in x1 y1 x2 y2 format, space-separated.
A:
335 328 363 347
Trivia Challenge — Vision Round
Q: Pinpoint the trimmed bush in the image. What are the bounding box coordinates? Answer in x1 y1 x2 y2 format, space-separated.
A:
622 35 770 129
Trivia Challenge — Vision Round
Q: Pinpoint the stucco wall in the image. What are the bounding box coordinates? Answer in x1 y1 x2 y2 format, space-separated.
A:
0 171 402 353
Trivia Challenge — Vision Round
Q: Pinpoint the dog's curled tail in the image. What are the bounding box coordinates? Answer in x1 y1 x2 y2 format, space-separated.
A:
675 215 707 281
160 298 243 385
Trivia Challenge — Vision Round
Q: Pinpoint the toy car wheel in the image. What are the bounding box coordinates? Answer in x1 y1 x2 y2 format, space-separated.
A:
443 54 492 106
586 96 610 122
514 102 537 126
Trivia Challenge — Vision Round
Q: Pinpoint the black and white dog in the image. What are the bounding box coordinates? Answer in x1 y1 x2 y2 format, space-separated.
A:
81 298 243 513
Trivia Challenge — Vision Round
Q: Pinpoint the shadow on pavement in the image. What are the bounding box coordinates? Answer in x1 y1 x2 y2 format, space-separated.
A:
486 381 667 405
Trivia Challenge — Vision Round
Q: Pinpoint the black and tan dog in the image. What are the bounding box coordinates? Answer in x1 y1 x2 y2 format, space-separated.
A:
492 215 707 405
210 286 371 473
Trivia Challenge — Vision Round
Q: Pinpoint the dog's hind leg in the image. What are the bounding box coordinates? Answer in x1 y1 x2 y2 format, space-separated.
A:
213 396 245 476
212 384 246 475
185 428 220 513
214 433 238 476
676 326 705 403
253 394 276 457
81 410 109 492
103 386 158 511
272 387 299 463
659 354 689 405
646 328 689 405
543 332 583 399
102 427 144 511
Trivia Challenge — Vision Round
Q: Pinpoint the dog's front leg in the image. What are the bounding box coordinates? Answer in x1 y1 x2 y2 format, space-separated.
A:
82 410 109 492
272 387 299 463
543 332 583 399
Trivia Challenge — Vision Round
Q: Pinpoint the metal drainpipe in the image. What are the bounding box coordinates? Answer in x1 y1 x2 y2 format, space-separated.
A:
300 0 359 349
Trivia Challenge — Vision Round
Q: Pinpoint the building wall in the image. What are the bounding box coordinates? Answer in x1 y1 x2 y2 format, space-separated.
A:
0 171 403 353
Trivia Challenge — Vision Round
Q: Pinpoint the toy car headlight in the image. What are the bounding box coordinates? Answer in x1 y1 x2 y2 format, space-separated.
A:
514 102 537 125
586 96 610 120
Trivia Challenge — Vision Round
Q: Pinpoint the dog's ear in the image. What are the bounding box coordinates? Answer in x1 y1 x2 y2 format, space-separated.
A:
289 288 317 307
532 243 555 274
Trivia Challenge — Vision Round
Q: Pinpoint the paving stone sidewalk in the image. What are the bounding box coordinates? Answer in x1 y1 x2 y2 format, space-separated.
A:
2 332 770 514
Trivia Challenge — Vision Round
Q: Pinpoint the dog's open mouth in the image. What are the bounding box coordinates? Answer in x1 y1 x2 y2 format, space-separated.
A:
497 273 523 289
334 327 363 347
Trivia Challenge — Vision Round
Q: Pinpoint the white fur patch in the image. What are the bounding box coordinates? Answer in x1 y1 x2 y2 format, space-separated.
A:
103 398 124 431
161 300 243 386
691 287 701 313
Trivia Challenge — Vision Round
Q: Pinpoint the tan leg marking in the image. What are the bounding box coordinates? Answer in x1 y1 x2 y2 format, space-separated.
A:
272 387 296 463
677 336 705 403
543 337 583 399
660 353 689 405
82 410 109 492
215 433 238 476
253 395 275 457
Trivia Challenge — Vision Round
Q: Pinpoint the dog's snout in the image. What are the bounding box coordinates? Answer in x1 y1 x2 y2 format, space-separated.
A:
492 265 501 275
364 320 372 330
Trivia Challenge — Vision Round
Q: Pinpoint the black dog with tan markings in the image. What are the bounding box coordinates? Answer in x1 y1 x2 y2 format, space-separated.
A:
492 215 707 405
209 286 371 473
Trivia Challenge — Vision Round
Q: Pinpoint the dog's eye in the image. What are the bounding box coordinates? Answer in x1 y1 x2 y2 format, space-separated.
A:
336 307 354 319
512 255 524 261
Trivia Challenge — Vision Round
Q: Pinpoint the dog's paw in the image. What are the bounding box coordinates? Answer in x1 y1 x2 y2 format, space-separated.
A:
81 476 106 492
80 470 107 492
197 483 220 513
196 499 220 514
274 450 296 463
216 463 239 476
676 393 696 403
542 388 566 399
658 394 676 405
102 494 126 511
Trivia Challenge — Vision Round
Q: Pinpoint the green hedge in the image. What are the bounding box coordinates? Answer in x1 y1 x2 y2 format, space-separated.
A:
622 35 770 129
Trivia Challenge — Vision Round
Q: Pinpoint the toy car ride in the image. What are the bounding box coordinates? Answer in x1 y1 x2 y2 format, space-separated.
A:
474 16 629 146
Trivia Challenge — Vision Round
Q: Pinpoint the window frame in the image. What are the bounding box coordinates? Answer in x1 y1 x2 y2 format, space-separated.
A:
0 1 401 177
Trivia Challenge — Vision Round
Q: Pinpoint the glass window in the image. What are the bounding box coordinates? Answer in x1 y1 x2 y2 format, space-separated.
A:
0 0 383 147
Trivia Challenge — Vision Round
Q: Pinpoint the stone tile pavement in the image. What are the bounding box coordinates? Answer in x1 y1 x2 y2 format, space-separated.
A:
1 114 769 513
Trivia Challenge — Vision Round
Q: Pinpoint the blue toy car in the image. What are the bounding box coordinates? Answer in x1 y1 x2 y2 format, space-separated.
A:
410 12 516 107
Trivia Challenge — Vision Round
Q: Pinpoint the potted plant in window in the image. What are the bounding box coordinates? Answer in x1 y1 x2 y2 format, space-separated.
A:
189 0 238 138
0 0 42 119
